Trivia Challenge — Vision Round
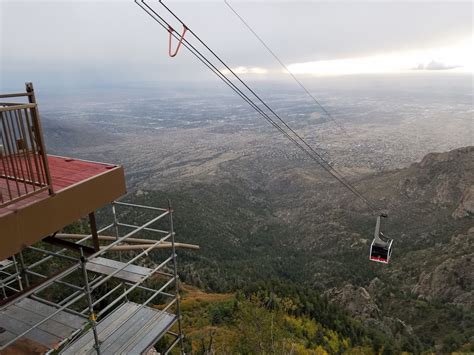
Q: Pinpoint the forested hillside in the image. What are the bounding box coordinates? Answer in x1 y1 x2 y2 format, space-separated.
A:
116 146 473 353
162 283 418 354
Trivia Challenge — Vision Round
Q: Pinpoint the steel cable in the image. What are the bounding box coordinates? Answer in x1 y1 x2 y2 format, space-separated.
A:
223 0 349 137
136 0 380 213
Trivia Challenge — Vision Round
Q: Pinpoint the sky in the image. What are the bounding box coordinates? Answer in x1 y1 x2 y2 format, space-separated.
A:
0 1 472 90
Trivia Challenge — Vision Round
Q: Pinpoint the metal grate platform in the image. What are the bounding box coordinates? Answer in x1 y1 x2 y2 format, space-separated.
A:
62 301 177 354
0 259 13 269
0 195 184 354
0 298 87 352
85 257 153 283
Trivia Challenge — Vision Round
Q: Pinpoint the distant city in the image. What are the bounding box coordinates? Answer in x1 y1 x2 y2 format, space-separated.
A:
39 73 473 190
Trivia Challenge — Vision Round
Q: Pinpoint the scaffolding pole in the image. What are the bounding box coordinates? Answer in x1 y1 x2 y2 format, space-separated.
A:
0 200 188 354
80 248 101 354
168 199 185 354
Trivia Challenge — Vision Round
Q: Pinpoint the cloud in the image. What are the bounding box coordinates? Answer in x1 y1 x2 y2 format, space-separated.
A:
221 66 268 75
287 40 472 76
1 1 472 86
414 60 462 71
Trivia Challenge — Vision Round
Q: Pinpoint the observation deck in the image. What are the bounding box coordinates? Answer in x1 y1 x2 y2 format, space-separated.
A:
0 84 126 260
0 83 187 354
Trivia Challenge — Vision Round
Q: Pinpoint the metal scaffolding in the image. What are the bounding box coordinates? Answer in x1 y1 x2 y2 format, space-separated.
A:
0 200 185 354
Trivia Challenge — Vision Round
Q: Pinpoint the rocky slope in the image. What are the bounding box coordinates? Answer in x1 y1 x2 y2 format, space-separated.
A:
411 228 473 307
121 146 473 352
322 147 473 352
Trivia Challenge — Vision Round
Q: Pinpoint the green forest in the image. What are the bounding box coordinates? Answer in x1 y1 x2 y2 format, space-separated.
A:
88 181 473 354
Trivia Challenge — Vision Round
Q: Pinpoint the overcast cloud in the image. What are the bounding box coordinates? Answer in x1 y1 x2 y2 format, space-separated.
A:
1 1 472 89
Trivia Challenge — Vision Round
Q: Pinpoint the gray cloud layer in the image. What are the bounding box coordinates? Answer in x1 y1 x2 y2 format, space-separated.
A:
1 1 472 88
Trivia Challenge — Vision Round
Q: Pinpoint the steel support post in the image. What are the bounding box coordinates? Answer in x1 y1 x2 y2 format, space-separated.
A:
18 251 30 287
111 202 127 299
12 255 23 291
89 212 101 252
168 200 185 354
80 248 101 355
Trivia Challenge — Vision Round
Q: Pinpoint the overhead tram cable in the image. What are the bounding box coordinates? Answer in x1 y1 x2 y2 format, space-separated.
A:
135 0 380 214
224 0 349 137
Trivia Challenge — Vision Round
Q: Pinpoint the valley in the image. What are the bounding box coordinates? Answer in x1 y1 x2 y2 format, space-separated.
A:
38 77 473 352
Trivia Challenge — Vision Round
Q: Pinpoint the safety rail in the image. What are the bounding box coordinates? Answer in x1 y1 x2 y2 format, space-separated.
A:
0 83 53 207
0 201 185 354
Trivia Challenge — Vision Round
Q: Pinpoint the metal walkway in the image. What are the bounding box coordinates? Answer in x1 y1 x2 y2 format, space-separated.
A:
86 257 153 283
0 259 13 268
0 298 87 352
62 301 178 354
0 201 185 354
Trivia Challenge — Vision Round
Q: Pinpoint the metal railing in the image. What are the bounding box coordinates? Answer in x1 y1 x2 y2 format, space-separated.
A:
0 201 185 354
0 83 53 207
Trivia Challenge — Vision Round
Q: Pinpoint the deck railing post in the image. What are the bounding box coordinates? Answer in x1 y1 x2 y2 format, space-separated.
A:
25 82 54 195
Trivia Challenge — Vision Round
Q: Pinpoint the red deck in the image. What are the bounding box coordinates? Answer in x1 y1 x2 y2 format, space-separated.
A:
1 155 126 260
1 155 118 216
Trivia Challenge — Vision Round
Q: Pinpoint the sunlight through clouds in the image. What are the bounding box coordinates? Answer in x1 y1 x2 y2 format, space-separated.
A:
221 66 269 75
287 39 473 76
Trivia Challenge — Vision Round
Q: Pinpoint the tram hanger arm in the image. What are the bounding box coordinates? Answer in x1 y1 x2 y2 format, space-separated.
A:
374 213 388 242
